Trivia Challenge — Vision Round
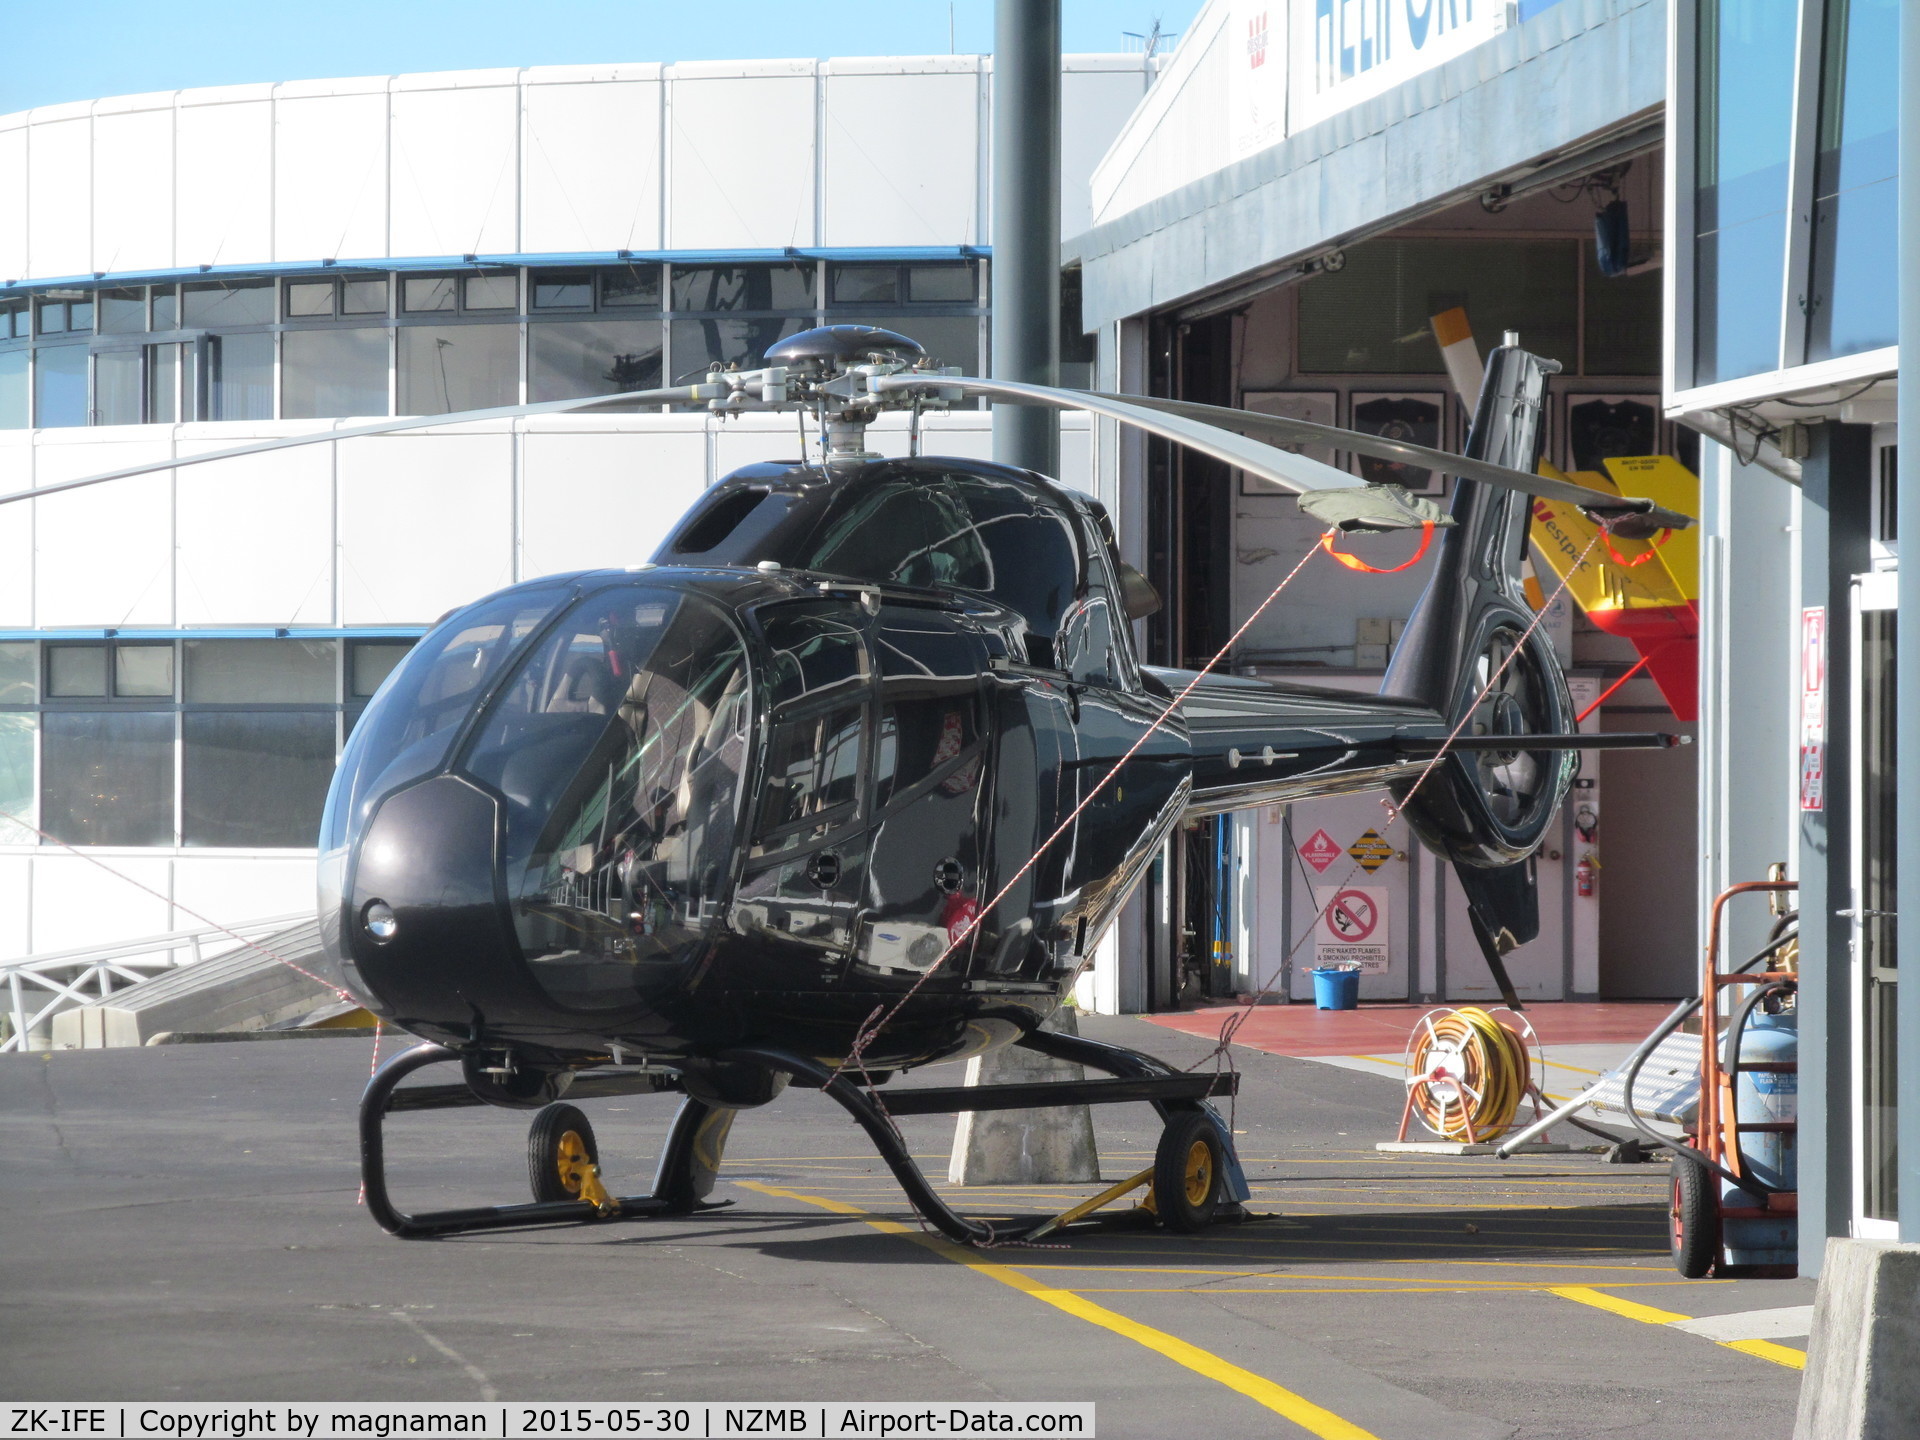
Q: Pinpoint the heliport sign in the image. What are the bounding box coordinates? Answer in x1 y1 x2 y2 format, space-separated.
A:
1287 0 1516 134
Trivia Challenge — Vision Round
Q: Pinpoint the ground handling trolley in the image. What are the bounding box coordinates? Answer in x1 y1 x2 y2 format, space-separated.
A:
1664 880 1800 1278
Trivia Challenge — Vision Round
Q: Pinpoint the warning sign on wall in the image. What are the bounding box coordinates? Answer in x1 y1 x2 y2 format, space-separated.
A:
1298 829 1342 872
1312 885 1391 974
1346 828 1394 872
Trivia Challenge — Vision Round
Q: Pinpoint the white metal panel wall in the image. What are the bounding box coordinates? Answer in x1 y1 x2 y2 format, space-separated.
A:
273 79 390 263
175 89 274 271
337 429 516 623
0 858 27 959
668 63 818 251
31 855 173 954
171 857 318 921
390 72 523 259
521 67 664 255
519 422 707 579
26 108 91 281
33 431 175 628
821 60 981 247
4 56 1156 281
174 433 335 626
0 431 29 625
1090 17 1233 225
1060 63 1152 241
0 115 25 281
90 97 175 276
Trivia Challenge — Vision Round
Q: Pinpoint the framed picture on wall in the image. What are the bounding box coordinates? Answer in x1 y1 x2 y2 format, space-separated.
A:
1239 391 1338 496
1565 393 1659 477
1349 392 1446 494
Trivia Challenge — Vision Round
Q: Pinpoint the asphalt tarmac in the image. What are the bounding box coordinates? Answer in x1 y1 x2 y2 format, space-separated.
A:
0 1016 1811 1439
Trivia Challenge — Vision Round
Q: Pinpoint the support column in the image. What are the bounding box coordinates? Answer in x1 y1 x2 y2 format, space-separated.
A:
1898 0 1920 1242
990 0 1061 477
1798 422 1873 1273
1697 438 1797 973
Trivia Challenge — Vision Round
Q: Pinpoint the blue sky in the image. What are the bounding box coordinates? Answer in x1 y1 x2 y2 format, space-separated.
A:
3 1 1204 114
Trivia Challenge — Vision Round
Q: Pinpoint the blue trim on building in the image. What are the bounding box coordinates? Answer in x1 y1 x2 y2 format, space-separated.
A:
1 248 991 296
0 628 429 641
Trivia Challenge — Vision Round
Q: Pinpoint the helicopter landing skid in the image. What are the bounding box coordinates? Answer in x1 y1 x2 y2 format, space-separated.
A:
359 1043 735 1238
718 1030 1242 1246
359 1034 1241 1245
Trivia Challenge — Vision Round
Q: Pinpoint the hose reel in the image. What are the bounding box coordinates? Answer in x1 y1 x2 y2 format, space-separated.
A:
1397 1006 1545 1144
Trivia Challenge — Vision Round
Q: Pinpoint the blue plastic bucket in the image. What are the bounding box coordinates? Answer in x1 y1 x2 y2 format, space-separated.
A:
1311 966 1361 1010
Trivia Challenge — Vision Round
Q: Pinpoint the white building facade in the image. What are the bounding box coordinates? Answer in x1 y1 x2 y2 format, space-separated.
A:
0 57 1153 962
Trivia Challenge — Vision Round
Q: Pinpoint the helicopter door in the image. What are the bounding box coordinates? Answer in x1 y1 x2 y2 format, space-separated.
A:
735 603 872 968
857 603 991 977
972 668 1076 981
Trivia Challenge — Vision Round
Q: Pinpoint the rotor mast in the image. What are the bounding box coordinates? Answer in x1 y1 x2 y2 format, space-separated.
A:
990 0 1062 477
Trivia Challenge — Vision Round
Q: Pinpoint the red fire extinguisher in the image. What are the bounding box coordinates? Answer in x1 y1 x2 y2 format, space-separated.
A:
1576 853 1598 898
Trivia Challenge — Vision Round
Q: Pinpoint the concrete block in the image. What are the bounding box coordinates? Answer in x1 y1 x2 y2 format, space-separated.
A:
1794 1238 1920 1439
947 1009 1100 1186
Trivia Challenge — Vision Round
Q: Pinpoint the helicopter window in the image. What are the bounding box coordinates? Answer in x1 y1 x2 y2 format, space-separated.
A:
945 477 1081 663
1057 546 1133 689
874 697 981 811
801 480 992 593
672 488 769 554
455 587 753 1005
327 585 572 843
757 704 865 845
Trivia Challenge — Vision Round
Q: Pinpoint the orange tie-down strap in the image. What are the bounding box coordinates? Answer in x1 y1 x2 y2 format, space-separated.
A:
1320 520 1436 574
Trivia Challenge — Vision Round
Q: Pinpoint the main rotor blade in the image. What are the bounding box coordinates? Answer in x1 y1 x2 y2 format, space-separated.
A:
1083 390 1696 532
873 374 1375 500
0 385 710 510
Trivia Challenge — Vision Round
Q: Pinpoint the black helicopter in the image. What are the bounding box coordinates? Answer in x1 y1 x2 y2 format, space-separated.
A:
11 324 1690 1242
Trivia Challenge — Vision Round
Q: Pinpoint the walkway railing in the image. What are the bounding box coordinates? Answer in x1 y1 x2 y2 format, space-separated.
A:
0 914 310 1052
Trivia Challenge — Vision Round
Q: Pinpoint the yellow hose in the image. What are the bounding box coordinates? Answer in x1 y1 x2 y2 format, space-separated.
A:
1407 1006 1533 1141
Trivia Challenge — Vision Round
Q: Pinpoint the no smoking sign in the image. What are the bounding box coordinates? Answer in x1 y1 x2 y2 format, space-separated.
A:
1312 883 1390 975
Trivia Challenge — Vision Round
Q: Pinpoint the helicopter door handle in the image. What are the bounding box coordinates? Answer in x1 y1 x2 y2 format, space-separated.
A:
806 851 842 889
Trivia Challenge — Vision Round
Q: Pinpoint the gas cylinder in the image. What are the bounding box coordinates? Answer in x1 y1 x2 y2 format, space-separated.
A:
1720 1007 1797 1269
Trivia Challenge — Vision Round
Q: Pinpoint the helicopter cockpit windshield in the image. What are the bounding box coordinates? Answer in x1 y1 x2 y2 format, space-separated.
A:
459 586 752 1008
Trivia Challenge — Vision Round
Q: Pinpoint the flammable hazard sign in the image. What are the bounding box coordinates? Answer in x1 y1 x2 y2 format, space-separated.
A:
1298 828 1342 872
1347 828 1394 872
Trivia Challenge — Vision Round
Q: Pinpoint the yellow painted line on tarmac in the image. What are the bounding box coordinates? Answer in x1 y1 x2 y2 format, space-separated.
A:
741 1182 1382 1440
1721 1338 1807 1370
1549 1287 1807 1370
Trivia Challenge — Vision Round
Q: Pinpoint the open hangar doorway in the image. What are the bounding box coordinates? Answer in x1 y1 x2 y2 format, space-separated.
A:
1136 151 1700 1005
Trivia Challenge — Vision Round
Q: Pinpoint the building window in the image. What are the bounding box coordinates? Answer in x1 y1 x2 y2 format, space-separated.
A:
342 279 388 316
41 711 174 847
1693 0 1797 385
0 351 26 430
98 288 147 335
94 350 144 425
183 280 274 329
34 346 89 428
1807 0 1898 362
671 263 817 313
46 642 173 699
402 276 460 314
147 344 181 424
182 711 336 847
464 273 518 311
529 319 663 402
0 712 32 843
602 267 662 309
2 299 29 338
36 293 93 335
150 287 179 332
184 639 336 703
398 324 519 414
209 332 274 421
283 327 390 420
114 644 175 698
532 271 594 310
286 281 336 319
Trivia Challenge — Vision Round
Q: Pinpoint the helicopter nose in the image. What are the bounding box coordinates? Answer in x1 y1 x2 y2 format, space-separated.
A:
346 774 523 1029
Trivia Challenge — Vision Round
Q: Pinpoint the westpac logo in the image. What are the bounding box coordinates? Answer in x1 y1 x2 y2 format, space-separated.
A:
1246 10 1271 69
